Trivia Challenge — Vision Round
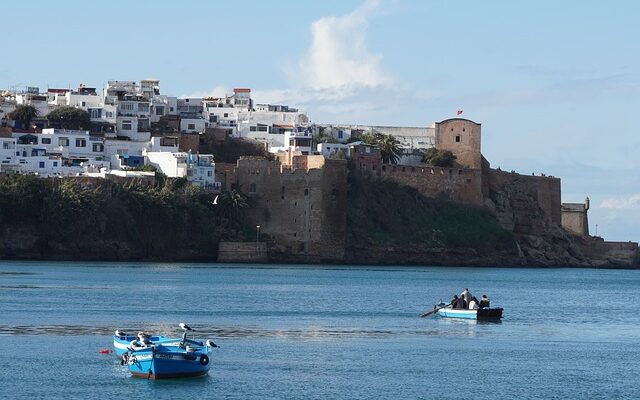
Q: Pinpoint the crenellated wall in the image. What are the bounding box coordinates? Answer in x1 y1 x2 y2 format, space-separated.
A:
378 164 484 207
225 156 348 261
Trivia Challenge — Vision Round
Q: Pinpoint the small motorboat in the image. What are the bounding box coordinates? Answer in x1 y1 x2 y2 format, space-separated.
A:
432 302 503 320
113 323 219 379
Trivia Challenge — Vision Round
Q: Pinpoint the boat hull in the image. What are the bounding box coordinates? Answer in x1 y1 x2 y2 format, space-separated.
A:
437 307 503 320
124 348 211 379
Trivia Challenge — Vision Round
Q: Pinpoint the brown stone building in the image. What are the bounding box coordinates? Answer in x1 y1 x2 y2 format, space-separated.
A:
220 155 348 262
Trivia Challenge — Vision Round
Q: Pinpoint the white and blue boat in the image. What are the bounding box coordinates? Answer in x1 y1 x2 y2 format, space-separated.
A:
433 303 503 320
113 323 218 379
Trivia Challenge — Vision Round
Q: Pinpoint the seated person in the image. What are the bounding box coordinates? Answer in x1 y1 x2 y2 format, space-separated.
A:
479 294 490 309
468 296 479 309
451 295 460 309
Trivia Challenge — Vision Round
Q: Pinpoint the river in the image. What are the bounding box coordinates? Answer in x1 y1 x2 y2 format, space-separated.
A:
1 261 638 399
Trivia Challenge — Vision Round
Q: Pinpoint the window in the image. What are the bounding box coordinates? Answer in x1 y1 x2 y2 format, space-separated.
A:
90 109 102 119
121 120 132 131
53 161 58 167
207 170 212 177
138 103 149 113
223 113 228 118
41 138 51 144
155 106 164 115
120 103 134 111
58 137 69 146
106 111 114 118
249 183 256 193
338 130 344 139
92 143 104 152
188 123 195 130
209 115 217 123
75 139 86 147
39 161 45 168
2 141 12 149
81 101 86 107
250 126 257 132
365 146 371 153
455 135 461 143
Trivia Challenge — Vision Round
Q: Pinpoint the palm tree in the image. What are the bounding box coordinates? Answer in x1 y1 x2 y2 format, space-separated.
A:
8 105 38 129
219 189 249 217
376 134 402 164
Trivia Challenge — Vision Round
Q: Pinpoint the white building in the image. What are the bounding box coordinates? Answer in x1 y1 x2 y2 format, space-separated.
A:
317 143 351 158
145 151 220 191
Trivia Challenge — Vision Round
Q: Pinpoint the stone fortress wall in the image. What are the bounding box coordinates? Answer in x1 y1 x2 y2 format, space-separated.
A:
217 117 637 267
220 156 348 262
378 165 484 207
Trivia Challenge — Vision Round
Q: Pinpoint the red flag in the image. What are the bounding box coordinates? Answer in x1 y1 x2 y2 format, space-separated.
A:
456 109 463 115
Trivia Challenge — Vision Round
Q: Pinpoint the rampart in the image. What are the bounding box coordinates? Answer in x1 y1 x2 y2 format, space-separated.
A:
226 156 348 262
581 239 640 267
486 169 561 232
378 164 483 207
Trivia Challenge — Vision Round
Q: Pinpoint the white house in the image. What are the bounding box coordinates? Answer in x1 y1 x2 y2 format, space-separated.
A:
317 143 351 158
145 151 220 191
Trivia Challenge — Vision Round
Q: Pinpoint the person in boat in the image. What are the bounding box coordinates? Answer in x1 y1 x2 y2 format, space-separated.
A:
450 294 459 309
460 288 473 307
455 295 467 309
468 296 479 310
479 295 490 309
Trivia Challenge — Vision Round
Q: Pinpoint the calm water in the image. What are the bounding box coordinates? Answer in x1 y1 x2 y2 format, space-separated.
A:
1 262 639 399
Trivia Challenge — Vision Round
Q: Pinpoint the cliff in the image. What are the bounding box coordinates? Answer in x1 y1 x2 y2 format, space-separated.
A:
344 172 639 268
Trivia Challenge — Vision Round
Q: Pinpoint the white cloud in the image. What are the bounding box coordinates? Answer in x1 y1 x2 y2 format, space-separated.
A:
600 194 640 209
290 0 392 93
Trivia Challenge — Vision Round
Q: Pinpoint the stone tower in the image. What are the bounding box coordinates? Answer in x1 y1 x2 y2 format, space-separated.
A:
561 197 590 236
434 118 482 169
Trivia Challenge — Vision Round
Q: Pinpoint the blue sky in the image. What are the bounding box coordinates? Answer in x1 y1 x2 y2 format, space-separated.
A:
2 0 639 241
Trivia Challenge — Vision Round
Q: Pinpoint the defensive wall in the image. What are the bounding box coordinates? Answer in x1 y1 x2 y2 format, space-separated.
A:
224 156 348 262
217 242 267 263
485 168 561 233
581 238 640 267
378 164 484 207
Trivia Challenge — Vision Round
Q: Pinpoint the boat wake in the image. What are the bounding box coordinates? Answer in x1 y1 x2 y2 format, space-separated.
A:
0 324 474 339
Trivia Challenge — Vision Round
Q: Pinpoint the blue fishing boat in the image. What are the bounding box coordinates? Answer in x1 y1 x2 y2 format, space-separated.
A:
113 323 218 379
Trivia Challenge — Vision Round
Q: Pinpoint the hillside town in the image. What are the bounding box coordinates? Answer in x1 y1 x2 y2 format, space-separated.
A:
0 80 437 184
0 79 638 267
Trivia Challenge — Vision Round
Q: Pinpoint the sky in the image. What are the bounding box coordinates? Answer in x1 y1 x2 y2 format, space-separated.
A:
2 0 639 241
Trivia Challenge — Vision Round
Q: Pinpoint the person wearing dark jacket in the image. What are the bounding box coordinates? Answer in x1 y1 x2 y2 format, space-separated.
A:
479 294 490 309
458 297 467 309
451 295 460 309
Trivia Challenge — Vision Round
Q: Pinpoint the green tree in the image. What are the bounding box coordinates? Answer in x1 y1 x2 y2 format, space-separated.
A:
313 127 338 144
220 189 249 212
8 105 38 129
47 106 91 130
376 134 402 164
422 148 457 167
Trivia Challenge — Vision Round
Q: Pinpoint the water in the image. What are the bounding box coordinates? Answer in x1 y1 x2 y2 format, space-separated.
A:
1 261 639 399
